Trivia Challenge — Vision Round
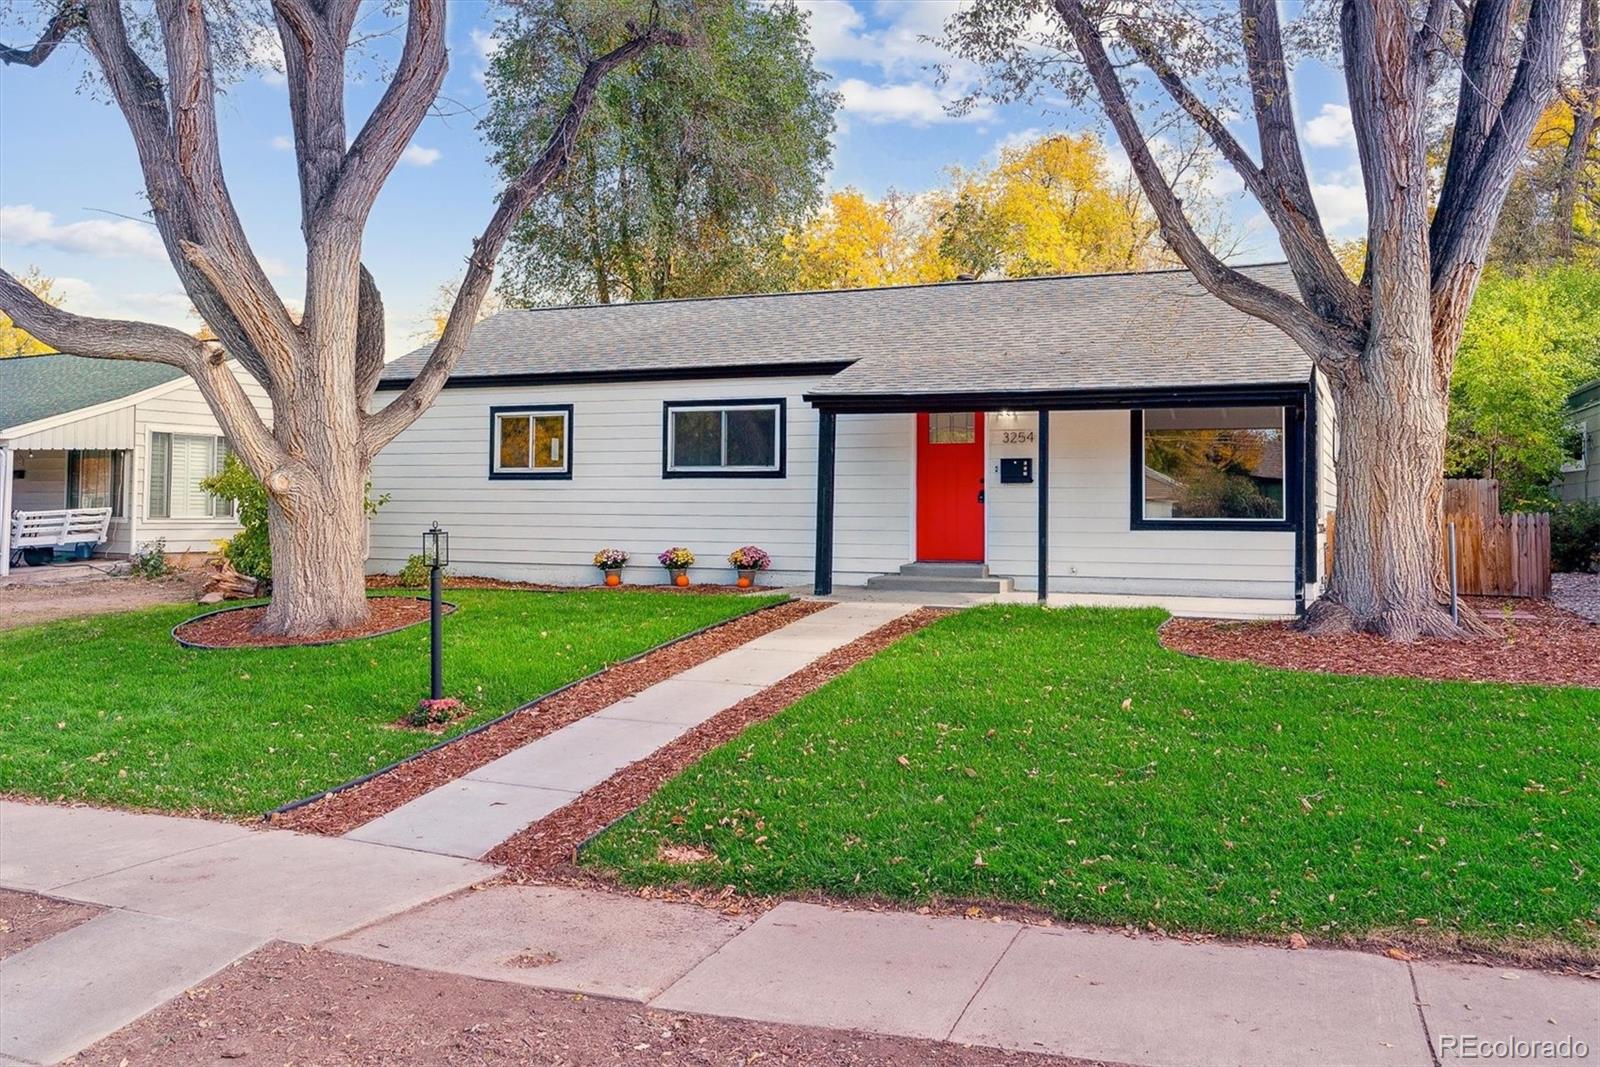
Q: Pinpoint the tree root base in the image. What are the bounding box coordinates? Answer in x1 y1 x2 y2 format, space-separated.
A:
1301 597 1493 641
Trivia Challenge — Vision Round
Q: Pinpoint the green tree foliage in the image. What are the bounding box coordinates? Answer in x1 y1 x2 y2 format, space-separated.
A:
201 454 272 580
484 0 836 305
1447 266 1600 505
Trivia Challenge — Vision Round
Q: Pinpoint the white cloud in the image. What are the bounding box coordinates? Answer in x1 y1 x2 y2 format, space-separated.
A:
1310 168 1368 232
469 27 503 87
245 26 287 86
270 135 293 151
837 78 990 126
993 126 1045 157
1 204 166 260
1303 103 1355 149
401 144 442 167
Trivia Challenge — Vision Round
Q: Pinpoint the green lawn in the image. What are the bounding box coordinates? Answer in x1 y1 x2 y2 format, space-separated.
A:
0 589 780 816
585 606 1600 957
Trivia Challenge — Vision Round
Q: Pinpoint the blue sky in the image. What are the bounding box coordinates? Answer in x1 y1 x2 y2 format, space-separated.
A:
0 1 1366 358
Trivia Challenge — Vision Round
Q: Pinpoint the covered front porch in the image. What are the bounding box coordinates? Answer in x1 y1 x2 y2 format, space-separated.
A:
1 445 133 575
809 381 1323 616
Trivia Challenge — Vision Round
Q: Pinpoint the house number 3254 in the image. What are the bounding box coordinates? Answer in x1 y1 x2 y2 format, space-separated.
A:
1001 430 1036 444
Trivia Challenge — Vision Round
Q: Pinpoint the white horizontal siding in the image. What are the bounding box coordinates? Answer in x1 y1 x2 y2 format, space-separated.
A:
4 406 135 451
367 377 912 587
986 410 1297 599
131 368 272 555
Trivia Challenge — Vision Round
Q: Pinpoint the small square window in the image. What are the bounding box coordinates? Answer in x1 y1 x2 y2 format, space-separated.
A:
928 412 975 445
491 406 572 479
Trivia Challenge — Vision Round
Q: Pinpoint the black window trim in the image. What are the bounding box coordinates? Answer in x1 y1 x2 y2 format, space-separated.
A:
662 398 787 480
1129 405 1301 532
488 403 575 481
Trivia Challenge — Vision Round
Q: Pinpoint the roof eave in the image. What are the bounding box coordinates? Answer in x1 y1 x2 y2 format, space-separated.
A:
804 379 1314 414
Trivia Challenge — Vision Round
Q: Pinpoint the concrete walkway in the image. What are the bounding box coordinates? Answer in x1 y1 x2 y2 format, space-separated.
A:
344 600 912 859
0 802 493 1065
331 885 1599 1067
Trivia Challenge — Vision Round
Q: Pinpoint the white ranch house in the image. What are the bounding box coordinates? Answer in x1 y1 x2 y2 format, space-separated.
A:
0 355 269 576
369 264 1337 616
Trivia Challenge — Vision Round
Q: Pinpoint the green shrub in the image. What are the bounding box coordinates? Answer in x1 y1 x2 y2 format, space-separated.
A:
398 553 434 587
128 539 171 579
200 455 391 581
1550 499 1600 572
202 454 271 579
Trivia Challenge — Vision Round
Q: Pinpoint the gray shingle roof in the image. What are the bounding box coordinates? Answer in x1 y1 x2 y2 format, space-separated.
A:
0 354 186 433
380 263 1311 397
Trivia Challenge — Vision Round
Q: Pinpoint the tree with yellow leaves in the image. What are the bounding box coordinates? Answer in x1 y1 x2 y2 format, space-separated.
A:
0 267 61 357
788 188 947 291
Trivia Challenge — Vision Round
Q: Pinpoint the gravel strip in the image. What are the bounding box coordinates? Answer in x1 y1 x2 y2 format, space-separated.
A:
272 600 828 835
486 608 948 880
1162 596 1600 688
1553 572 1600 621
75 941 1088 1066
0 889 101 962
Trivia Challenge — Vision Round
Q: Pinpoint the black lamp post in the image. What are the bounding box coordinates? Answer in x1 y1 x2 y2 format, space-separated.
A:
422 522 449 700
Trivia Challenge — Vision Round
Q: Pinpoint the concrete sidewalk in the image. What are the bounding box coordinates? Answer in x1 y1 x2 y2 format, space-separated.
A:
0 802 494 1065
343 600 912 859
331 884 1599 1067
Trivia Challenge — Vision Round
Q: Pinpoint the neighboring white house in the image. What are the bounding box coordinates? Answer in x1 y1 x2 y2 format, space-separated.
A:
1556 378 1598 503
1 354 271 575
369 264 1338 616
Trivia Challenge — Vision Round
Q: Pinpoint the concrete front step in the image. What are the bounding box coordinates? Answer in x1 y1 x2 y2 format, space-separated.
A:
867 571 1013 594
896 562 990 578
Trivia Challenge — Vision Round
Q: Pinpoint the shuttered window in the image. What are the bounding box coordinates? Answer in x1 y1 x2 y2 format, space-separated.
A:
148 432 230 519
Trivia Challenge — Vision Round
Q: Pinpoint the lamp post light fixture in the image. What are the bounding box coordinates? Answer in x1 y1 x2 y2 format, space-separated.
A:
422 522 449 700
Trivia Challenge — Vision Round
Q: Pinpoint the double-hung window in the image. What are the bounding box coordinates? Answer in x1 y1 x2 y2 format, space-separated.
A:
148 432 230 519
663 399 785 478
1134 406 1289 526
491 405 572 479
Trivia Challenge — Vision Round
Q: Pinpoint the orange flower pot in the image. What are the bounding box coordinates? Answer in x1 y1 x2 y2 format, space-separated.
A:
604 571 621 587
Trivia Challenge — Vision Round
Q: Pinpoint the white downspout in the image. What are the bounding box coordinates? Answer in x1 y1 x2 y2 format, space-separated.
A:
1 445 13 578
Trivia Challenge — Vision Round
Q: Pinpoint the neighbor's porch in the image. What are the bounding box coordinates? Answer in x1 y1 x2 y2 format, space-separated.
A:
1 445 134 575
810 383 1321 616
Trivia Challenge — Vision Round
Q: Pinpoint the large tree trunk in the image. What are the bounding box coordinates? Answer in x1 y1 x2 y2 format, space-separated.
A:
259 443 372 637
1309 351 1457 641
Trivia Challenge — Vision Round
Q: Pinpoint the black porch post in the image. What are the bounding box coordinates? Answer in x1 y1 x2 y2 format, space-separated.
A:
815 409 837 595
1036 408 1049 602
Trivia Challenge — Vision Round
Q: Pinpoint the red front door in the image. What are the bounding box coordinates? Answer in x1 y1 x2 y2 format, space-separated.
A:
916 412 985 561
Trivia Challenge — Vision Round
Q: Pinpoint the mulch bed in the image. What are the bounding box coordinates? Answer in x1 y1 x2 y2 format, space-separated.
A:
486 608 948 881
367 573 771 596
272 599 827 835
0 889 101 962
173 596 439 649
1161 596 1600 688
76 941 1087 1066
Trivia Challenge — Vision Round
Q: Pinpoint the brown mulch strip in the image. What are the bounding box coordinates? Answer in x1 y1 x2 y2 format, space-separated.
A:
485 608 948 880
173 595 438 649
272 599 827 835
1161 596 1600 688
0 889 101 961
368 573 771 595
76 941 1091 1067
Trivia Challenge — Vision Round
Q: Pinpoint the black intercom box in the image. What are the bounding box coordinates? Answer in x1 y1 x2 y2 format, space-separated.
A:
1000 457 1033 484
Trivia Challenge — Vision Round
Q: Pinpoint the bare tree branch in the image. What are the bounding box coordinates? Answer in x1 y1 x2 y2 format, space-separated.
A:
0 0 83 66
1555 0 1600 255
364 23 687 452
1048 0 1354 374
0 266 200 368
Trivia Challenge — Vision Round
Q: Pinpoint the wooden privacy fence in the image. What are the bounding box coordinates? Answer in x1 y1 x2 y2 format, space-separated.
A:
1323 479 1552 598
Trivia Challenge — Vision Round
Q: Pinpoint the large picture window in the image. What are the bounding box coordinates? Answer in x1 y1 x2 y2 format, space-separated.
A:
490 405 572 479
148 432 229 519
67 450 128 517
1136 406 1288 524
663 399 785 478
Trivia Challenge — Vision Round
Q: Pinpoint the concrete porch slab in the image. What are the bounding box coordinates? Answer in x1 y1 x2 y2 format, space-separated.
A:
464 716 688 792
653 901 1022 1041
0 801 251 893
593 677 762 727
328 884 751 1002
0 909 263 1066
343 779 579 859
1414 961 1600 1066
948 926 1431 1067
56 830 494 942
